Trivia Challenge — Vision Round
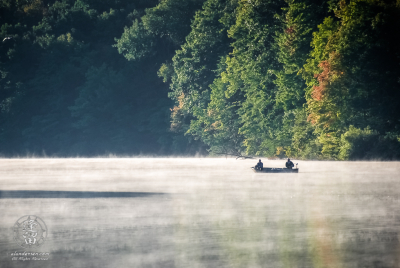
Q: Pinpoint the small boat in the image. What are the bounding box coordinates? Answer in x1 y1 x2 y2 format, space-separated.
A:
251 167 299 173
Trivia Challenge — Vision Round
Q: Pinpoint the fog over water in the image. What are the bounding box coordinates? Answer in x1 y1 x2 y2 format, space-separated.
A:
0 158 399 267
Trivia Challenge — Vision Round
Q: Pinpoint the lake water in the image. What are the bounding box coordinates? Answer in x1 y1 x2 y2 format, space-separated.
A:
0 158 399 268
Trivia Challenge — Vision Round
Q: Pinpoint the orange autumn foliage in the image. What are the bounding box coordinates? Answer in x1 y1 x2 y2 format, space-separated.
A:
312 60 331 101
312 52 343 101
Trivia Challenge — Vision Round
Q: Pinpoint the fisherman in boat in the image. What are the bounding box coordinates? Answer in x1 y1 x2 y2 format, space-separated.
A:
255 159 263 171
285 158 294 169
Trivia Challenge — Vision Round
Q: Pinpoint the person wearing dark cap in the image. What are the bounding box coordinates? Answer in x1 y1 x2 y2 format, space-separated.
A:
255 159 263 171
285 158 294 169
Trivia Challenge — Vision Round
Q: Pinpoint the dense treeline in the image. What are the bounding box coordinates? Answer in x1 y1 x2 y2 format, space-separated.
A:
1 0 399 159
0 0 205 156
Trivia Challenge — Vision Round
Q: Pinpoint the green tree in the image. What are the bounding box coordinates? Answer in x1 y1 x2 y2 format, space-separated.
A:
0 0 181 156
168 0 237 152
303 0 400 159
221 0 285 156
273 0 330 158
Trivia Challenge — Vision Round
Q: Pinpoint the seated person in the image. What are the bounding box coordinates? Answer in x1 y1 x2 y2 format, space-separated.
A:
255 159 263 170
285 158 294 169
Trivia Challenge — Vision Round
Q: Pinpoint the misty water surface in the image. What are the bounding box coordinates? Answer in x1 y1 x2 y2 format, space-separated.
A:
0 158 399 268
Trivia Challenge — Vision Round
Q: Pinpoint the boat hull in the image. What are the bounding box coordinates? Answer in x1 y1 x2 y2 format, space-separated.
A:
251 167 299 173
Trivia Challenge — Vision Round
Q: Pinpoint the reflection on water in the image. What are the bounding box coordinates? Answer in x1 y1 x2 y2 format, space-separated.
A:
0 158 399 267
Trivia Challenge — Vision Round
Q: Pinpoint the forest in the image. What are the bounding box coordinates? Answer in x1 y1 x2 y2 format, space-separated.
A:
0 0 399 159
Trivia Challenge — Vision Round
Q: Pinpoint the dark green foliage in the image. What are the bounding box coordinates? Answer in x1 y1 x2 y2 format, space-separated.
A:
0 0 187 156
114 19 155 61
141 0 206 45
339 126 400 160
168 0 237 148
1 0 399 159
